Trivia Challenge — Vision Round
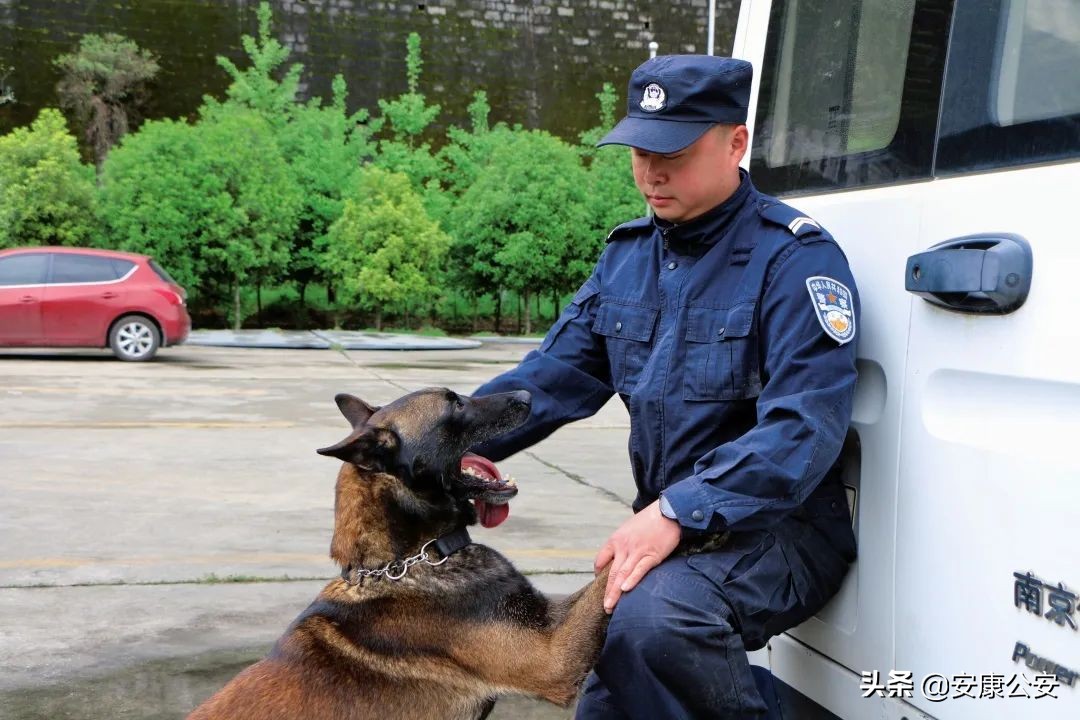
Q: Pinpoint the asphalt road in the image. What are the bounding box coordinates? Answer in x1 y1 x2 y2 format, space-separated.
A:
0 343 637 719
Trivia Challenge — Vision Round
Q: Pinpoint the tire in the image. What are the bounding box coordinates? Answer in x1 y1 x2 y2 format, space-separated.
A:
108 315 160 361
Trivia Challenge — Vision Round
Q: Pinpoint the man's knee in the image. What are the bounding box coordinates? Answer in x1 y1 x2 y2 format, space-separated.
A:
594 561 766 718
604 561 736 657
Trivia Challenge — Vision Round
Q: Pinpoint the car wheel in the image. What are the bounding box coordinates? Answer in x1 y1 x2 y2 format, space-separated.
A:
109 315 160 361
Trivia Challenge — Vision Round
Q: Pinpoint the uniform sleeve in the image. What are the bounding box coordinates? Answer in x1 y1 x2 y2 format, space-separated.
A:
663 239 859 533
469 268 615 461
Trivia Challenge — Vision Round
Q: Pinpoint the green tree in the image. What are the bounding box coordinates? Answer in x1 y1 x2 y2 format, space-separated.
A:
99 110 302 327
436 91 517 205
204 2 300 127
279 75 377 308
53 33 159 172
0 109 97 248
199 110 302 327
374 32 441 193
580 83 643 235
450 130 595 334
434 93 525 328
96 119 204 290
323 167 449 330
201 1 388 314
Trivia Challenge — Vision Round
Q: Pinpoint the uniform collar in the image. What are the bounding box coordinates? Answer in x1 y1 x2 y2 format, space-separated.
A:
652 169 755 246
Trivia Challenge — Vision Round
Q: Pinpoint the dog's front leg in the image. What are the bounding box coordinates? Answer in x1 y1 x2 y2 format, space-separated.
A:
425 569 611 707
407 570 611 708
537 567 611 705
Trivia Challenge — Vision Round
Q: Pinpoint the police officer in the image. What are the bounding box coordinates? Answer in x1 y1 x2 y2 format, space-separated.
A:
472 55 859 719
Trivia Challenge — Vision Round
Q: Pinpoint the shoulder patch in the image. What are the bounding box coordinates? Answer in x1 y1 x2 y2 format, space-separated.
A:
758 200 826 239
605 215 653 243
805 276 855 345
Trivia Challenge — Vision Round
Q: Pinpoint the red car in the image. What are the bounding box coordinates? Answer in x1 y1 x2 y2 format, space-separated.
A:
0 247 191 361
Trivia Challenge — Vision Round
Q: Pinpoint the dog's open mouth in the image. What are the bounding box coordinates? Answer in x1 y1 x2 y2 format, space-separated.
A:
460 453 518 529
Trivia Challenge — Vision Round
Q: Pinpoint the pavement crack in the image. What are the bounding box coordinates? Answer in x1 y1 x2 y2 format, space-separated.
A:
334 349 410 392
523 451 631 508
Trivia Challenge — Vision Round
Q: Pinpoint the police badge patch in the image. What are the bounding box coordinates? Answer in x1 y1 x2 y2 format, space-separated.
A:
805 276 855 345
640 83 666 112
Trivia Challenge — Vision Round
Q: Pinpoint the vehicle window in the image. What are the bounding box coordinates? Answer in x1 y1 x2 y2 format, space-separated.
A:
0 254 49 286
149 260 177 286
936 0 1080 174
111 259 137 278
50 254 122 284
750 0 951 195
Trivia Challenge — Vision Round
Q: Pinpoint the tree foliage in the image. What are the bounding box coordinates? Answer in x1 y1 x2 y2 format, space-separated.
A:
438 91 502 197
205 2 301 126
374 32 442 192
279 75 378 301
0 109 97 248
449 130 597 333
323 167 449 329
97 119 203 289
1 5 647 333
580 82 644 236
99 110 302 327
53 33 159 171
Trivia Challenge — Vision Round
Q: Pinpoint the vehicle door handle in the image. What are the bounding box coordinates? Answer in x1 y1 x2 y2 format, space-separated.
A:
905 233 1032 314
19 295 36 303
101 292 119 299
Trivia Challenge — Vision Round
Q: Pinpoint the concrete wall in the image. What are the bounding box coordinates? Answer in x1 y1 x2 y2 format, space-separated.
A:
0 0 738 140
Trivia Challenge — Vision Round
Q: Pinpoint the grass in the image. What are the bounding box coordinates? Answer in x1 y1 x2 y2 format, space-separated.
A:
222 281 567 335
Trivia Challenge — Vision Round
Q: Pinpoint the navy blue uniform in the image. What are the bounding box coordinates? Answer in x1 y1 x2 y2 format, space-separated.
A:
474 171 859 718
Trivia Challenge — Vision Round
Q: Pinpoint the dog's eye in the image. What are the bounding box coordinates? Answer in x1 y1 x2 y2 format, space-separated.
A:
446 391 465 412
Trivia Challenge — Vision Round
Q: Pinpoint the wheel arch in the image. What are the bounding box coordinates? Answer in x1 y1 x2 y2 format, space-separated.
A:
105 312 165 348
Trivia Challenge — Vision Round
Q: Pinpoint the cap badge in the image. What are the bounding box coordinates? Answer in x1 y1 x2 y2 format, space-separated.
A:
640 83 666 113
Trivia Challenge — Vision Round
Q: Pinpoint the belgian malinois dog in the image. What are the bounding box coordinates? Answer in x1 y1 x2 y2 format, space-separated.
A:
188 388 610 720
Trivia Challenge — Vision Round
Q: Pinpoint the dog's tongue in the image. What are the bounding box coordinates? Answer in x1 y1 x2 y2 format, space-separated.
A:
474 500 510 529
461 453 511 529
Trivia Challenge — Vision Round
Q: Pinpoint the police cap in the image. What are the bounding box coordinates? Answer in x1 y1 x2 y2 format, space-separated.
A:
598 55 753 154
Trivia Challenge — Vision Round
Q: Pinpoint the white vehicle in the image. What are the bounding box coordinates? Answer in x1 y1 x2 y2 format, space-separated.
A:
733 1 1080 718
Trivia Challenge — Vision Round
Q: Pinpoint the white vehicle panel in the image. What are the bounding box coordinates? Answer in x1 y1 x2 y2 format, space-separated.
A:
895 162 1080 719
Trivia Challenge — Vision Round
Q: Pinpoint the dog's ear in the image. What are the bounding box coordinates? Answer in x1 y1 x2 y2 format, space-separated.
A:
334 393 379 429
316 427 399 470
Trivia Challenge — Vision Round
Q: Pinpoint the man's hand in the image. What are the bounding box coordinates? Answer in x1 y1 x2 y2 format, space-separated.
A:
595 499 681 613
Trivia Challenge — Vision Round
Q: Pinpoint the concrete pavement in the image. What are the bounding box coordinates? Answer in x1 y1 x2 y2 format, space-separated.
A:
0 343 635 719
185 328 483 350
183 328 544 350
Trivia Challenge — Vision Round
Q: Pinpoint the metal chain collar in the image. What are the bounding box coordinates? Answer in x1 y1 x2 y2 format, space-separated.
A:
343 538 450 585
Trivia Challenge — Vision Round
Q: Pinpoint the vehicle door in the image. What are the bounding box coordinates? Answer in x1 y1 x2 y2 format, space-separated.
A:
0 253 49 345
42 254 132 346
740 0 1079 717
739 0 953 686
896 2 1080 718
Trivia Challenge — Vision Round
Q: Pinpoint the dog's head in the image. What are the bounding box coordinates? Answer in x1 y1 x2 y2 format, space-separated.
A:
317 388 531 528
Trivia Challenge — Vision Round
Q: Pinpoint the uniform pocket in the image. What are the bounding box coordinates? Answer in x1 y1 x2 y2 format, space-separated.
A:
683 303 762 402
592 302 658 394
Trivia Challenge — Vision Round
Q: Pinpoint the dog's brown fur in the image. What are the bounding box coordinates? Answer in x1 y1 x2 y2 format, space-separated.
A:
188 388 610 720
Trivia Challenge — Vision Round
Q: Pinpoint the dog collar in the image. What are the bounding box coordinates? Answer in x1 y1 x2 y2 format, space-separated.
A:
432 527 472 558
341 527 473 584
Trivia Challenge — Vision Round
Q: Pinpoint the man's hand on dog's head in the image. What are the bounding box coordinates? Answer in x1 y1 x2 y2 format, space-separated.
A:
594 500 681 614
